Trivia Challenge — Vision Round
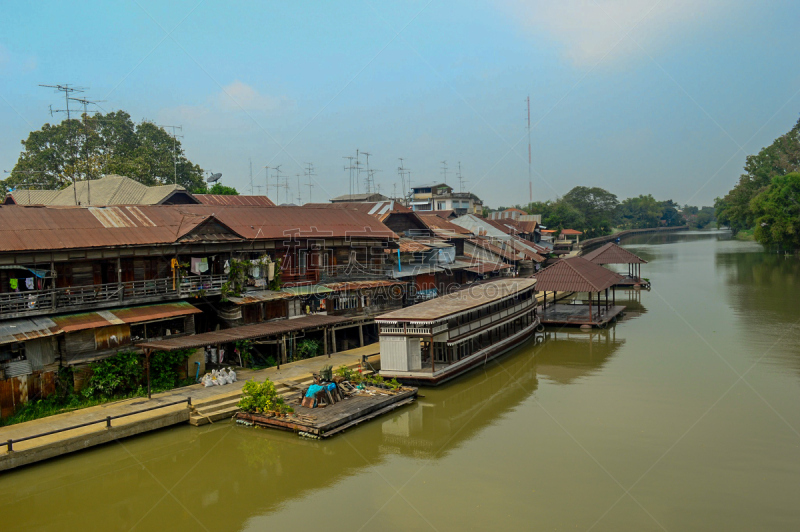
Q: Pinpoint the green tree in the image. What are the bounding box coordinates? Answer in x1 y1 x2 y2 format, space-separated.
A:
716 118 800 233
524 199 585 230
751 172 800 249
205 182 239 195
562 186 618 236
3 111 205 192
659 199 686 227
617 195 663 229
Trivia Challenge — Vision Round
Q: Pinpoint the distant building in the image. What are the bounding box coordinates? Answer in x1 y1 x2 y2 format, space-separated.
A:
408 183 482 216
330 192 389 203
488 207 527 221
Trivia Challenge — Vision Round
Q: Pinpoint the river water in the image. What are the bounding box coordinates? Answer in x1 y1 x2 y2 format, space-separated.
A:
3 230 800 531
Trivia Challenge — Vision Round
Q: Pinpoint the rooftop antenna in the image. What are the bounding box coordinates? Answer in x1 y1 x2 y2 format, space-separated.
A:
207 172 222 183
304 162 316 203
527 95 532 204
456 161 467 193
69 96 104 205
295 173 302 205
281 175 290 204
41 84 86 205
263 166 271 201
248 158 253 195
159 124 183 185
440 160 448 184
362 151 371 193
272 164 283 201
343 156 355 197
368 168 381 195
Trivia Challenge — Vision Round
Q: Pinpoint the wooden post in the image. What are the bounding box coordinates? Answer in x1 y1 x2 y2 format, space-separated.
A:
117 256 123 302
588 292 593 323
613 286 616 306
51 259 57 310
324 327 329 357
331 328 337 353
430 334 435 373
145 349 152 399
358 323 364 347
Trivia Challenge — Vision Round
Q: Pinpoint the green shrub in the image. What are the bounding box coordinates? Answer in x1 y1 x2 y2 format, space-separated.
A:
82 351 142 398
296 339 321 360
238 378 293 415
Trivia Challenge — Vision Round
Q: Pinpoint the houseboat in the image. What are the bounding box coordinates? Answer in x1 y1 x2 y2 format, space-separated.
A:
376 278 540 385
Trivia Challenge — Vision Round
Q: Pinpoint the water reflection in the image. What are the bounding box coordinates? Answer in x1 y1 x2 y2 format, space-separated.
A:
535 328 624 385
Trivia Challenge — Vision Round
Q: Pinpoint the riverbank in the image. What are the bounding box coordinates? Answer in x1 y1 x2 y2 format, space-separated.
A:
579 225 690 250
0 343 379 472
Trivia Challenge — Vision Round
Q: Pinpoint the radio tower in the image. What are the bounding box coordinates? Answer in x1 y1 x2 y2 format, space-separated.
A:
527 95 532 204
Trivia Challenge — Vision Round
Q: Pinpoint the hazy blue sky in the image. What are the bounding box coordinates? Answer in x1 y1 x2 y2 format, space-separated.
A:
2 0 799 207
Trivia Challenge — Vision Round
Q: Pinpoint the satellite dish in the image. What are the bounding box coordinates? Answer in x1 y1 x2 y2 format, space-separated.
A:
207 172 222 183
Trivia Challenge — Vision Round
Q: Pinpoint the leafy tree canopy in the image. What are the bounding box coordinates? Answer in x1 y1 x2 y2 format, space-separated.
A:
3 111 205 193
751 172 800 249
205 183 239 195
561 186 618 237
716 117 800 233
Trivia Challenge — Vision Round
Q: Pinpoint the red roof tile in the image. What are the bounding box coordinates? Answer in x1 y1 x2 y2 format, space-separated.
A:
534 257 623 292
582 242 647 264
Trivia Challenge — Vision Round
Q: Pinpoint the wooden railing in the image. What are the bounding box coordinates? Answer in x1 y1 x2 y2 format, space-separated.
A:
0 274 231 318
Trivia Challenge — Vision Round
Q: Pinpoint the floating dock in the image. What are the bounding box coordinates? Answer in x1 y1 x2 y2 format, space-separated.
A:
235 385 417 438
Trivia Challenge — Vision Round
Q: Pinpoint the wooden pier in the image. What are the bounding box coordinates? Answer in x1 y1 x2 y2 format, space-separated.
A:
540 303 625 327
235 386 417 438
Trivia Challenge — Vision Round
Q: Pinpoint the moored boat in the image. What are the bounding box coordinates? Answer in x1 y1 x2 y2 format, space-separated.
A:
377 278 540 385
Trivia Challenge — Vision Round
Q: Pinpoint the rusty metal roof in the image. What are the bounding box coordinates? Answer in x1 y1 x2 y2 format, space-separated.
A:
582 242 648 265
533 256 623 293
137 314 352 351
418 214 473 236
375 278 537 323
0 317 61 346
560 229 583 235
304 201 411 216
0 205 396 252
194 194 276 207
322 280 406 291
50 302 201 333
463 260 512 274
396 238 432 253
468 238 523 262
228 290 292 305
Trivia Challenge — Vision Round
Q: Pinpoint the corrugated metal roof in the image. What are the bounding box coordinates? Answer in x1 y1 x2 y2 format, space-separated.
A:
0 317 60 346
137 314 352 351
11 175 187 206
304 201 411 216
418 214 473 236
582 242 648 265
281 285 334 296
228 290 292 305
50 302 201 333
0 204 397 252
194 194 276 207
396 238 432 253
533 257 623 292
322 280 406 291
376 279 537 323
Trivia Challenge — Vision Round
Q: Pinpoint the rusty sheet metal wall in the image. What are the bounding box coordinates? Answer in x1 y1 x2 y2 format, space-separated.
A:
25 337 56 370
94 324 131 351
0 371 56 419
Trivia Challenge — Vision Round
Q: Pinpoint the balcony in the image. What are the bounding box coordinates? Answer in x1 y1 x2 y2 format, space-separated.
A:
0 275 229 320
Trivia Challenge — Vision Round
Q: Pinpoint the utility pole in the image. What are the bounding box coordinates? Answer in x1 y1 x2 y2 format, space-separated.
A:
304 162 316 203
159 124 183 185
40 84 85 205
527 95 532 204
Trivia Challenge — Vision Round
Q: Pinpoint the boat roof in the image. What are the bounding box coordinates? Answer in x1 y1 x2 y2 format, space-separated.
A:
376 278 537 324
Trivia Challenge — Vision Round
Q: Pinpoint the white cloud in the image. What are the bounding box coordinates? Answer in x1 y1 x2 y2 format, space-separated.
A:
217 80 288 112
501 0 747 67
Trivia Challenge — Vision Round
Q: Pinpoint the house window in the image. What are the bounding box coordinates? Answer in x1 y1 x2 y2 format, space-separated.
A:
437 201 446 210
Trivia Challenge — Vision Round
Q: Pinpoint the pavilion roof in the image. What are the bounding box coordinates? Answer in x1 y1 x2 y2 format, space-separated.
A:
582 242 647 265
534 256 623 293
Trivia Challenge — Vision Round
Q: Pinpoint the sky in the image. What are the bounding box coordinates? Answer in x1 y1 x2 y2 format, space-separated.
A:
1 0 800 208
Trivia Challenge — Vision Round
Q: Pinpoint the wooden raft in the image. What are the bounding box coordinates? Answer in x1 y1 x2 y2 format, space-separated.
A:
235 386 418 438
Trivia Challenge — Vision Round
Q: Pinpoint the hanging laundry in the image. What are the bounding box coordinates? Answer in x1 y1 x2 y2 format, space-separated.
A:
25 278 34 290
9 278 18 291
223 260 230 274
198 257 209 273
190 258 202 275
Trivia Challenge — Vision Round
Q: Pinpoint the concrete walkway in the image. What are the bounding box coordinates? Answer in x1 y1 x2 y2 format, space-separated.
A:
0 343 379 472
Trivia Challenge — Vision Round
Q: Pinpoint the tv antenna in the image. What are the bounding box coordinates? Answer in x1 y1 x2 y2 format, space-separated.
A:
440 160 448 184
248 158 254 194
69 96 104 205
456 161 467 192
304 162 316 203
158 124 183 185
343 156 356 197
362 151 371 193
295 174 302 205
40 84 86 205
